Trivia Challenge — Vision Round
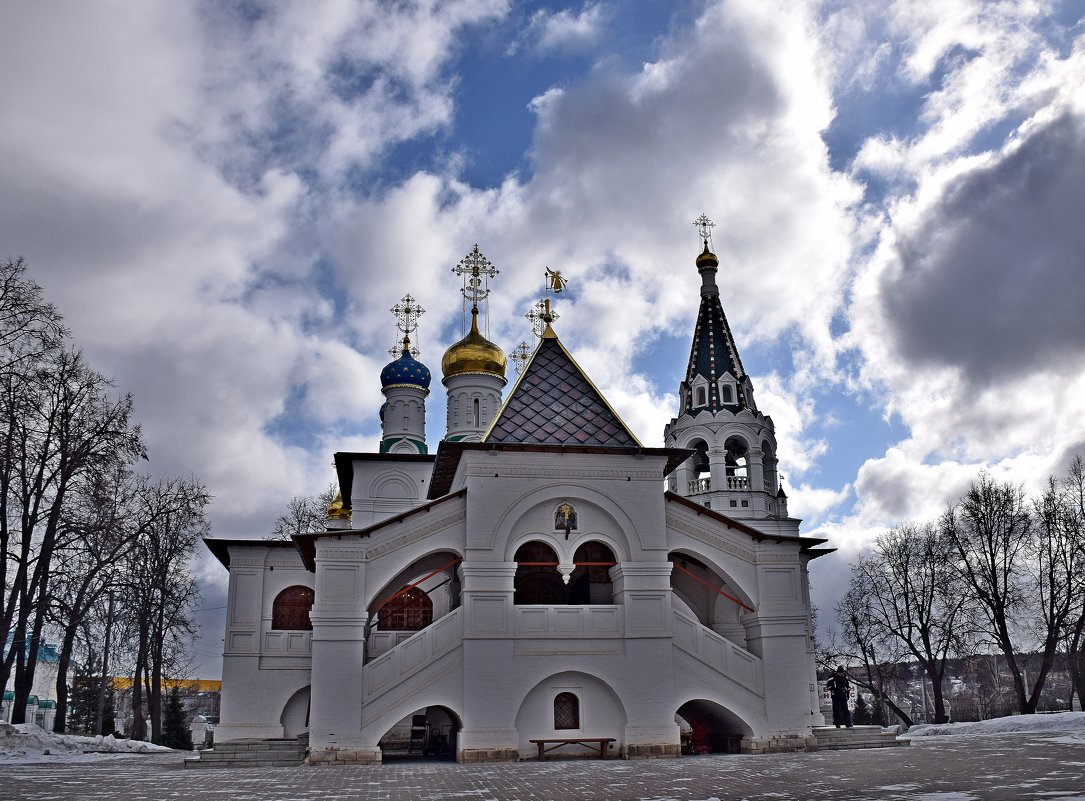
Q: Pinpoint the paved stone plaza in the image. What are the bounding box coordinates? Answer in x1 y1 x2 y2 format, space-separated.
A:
3 732 1083 800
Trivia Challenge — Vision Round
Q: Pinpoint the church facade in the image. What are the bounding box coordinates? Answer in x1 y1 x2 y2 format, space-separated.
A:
206 231 830 764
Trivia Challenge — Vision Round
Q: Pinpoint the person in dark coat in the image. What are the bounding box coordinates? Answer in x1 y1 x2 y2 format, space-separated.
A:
826 666 853 728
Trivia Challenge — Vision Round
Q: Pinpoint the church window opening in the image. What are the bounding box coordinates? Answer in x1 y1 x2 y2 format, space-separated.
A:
554 693 580 730
696 386 706 407
720 384 734 404
272 586 315 631
569 542 616 604
377 586 433 631
514 542 565 604
472 397 480 427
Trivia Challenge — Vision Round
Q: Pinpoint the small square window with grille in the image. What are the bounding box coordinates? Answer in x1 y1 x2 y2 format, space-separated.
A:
554 692 580 730
730 500 738 507
741 500 749 507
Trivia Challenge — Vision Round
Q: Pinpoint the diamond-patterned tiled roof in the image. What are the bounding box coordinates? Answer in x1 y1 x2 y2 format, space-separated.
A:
485 337 640 447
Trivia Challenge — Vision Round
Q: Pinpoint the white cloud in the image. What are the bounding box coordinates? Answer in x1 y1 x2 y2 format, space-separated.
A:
510 2 608 55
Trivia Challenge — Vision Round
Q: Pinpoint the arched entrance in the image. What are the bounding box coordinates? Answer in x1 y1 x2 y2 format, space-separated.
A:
378 705 462 761
676 699 753 755
280 685 311 738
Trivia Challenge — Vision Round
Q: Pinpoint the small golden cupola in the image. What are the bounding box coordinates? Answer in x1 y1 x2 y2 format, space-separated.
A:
441 305 507 379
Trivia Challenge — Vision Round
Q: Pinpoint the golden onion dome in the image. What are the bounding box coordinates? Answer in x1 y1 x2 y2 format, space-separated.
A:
442 307 507 379
696 241 719 269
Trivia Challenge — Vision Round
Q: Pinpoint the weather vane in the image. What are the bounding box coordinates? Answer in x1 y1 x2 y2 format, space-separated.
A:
452 244 499 336
694 213 715 249
510 340 532 374
389 293 424 355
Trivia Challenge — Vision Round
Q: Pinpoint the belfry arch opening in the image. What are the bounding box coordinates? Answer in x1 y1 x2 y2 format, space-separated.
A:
688 438 710 493
676 699 753 755
724 436 749 488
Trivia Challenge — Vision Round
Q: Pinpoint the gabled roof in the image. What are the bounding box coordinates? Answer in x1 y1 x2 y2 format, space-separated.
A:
484 334 641 448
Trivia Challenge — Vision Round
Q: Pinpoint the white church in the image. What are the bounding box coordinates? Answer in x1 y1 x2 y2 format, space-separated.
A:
206 223 831 764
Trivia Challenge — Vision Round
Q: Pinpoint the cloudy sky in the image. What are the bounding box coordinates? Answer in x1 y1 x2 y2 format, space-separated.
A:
3 0 1083 678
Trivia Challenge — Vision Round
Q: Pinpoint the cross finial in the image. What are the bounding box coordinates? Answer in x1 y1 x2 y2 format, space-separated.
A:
390 294 424 354
510 341 532 374
694 213 715 247
526 299 558 340
452 244 499 334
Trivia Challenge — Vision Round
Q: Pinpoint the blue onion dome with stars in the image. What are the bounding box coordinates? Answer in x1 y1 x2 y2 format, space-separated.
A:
381 336 431 389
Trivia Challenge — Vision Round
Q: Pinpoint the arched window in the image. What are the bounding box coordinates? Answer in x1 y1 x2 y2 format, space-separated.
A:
272 586 315 631
472 397 480 427
720 384 734 404
554 693 580 730
514 542 565 605
569 542 616 604
377 587 433 631
696 386 707 406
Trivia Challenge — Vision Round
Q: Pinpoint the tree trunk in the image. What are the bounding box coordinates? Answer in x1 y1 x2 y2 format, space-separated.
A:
52 619 79 733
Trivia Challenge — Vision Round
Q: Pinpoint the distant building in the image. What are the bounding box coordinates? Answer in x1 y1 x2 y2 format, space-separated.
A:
2 635 60 729
209 231 831 763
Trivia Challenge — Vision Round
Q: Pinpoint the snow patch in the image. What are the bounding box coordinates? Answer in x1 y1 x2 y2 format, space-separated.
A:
0 722 174 763
905 712 1085 739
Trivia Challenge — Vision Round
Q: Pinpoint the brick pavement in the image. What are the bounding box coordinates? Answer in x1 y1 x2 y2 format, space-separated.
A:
3 732 1084 801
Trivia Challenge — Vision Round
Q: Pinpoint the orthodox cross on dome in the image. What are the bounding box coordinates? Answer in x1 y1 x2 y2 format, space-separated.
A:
452 244 499 337
694 213 715 248
510 340 532 374
390 293 425 356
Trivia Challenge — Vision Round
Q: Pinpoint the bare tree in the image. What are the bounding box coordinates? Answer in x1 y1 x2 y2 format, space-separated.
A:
1 348 143 722
271 482 337 539
829 581 914 726
943 472 1075 714
1046 456 1085 709
123 475 210 742
47 463 141 732
853 522 969 723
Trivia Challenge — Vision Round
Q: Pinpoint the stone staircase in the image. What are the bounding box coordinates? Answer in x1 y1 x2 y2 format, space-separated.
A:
184 735 308 768
812 725 907 751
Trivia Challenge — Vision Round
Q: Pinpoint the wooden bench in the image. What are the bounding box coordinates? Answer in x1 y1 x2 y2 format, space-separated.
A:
529 737 616 760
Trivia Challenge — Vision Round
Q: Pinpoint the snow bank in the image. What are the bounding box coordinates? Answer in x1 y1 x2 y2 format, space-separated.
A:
0 722 174 762
905 712 1085 738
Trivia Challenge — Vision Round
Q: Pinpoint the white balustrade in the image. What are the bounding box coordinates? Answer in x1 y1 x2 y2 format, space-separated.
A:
364 607 463 701
263 629 312 656
513 605 623 637
671 604 763 695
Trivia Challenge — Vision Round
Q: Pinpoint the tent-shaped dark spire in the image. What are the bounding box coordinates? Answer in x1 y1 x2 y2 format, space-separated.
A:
682 243 750 413
485 334 640 447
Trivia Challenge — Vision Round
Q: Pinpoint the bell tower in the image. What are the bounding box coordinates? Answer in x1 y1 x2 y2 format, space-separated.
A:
663 214 788 519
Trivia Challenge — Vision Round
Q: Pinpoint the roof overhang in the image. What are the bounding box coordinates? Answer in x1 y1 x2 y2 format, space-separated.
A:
333 451 436 510
203 537 300 570
292 488 467 571
428 440 694 499
664 492 830 552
